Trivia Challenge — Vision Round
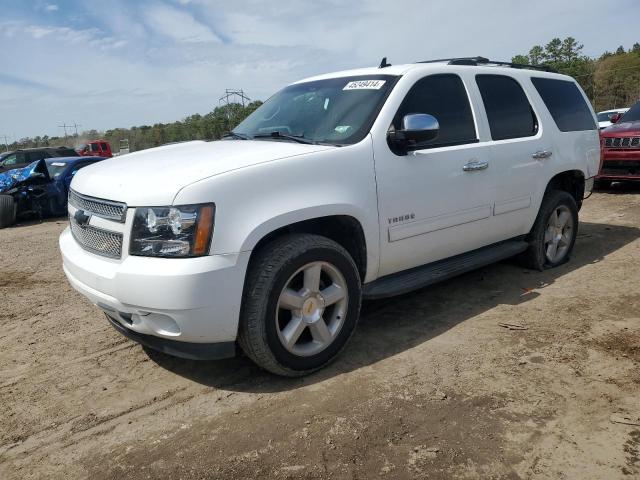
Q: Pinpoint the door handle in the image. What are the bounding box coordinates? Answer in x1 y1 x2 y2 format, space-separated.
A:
463 160 489 172
532 150 553 160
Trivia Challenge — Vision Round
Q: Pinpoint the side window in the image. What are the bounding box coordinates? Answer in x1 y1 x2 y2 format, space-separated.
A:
100 143 108 150
27 151 46 162
393 74 477 148
2 154 18 166
531 78 596 132
91 143 99 152
476 75 538 140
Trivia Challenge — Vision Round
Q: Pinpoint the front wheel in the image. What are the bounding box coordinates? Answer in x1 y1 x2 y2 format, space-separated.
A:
238 234 362 377
0 195 17 228
519 190 579 270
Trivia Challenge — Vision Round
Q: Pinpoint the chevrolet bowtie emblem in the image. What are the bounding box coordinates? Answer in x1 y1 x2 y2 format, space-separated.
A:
74 209 91 226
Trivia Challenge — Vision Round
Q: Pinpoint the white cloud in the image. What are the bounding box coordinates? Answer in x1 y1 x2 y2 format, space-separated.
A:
45 4 59 12
145 4 221 43
1 0 640 139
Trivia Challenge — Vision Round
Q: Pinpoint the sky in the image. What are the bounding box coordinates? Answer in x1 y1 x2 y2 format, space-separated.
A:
1 0 639 140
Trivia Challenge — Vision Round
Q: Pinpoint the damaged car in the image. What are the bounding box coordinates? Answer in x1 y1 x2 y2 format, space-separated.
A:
0 156 105 228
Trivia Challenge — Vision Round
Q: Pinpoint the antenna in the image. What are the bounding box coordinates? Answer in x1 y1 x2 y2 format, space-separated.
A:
379 57 391 68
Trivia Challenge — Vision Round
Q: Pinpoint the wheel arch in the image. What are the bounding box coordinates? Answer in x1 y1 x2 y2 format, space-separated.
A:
545 169 585 210
243 212 371 283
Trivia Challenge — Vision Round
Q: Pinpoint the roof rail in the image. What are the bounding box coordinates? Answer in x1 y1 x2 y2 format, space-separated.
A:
417 56 557 73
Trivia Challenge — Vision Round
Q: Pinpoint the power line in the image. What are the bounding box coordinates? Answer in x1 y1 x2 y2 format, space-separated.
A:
58 122 82 138
219 89 250 108
58 123 70 138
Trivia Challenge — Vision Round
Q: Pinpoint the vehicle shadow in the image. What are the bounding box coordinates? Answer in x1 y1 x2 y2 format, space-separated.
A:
10 214 66 228
145 220 640 392
595 181 640 194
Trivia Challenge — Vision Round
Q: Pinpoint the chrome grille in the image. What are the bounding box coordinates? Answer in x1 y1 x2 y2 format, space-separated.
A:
604 136 640 149
70 215 123 258
68 190 127 222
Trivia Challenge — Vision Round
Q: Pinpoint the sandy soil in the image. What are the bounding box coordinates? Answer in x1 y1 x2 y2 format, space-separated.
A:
1 186 639 479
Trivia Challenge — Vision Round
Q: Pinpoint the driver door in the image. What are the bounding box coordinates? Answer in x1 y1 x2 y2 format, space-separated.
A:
373 73 498 277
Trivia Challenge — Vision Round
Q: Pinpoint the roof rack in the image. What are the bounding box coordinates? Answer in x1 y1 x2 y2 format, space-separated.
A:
417 56 557 73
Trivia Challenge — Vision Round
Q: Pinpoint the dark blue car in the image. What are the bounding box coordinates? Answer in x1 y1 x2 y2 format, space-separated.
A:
44 156 106 215
0 156 105 227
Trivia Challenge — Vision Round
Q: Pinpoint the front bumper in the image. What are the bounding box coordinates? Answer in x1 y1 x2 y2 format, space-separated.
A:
597 154 640 181
60 226 251 348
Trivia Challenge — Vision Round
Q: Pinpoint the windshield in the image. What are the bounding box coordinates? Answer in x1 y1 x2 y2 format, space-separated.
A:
620 103 640 123
597 111 619 122
233 75 398 145
46 160 67 179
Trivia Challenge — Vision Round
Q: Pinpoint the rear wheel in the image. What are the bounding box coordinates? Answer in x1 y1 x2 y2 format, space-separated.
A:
238 234 362 377
0 195 16 228
519 190 578 270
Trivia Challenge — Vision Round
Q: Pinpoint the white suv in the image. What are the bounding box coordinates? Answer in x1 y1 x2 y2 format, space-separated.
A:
60 57 600 376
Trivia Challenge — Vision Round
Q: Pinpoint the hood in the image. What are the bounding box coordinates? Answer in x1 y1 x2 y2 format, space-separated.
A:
71 140 333 205
601 120 640 136
0 159 50 193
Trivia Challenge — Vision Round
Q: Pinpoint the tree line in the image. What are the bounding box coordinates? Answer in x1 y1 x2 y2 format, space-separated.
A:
5 38 640 153
512 38 640 111
5 101 263 154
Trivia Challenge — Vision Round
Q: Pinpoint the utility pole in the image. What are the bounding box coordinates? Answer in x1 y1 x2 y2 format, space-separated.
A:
219 89 251 129
58 123 70 139
219 89 250 108
72 122 82 137
0 135 10 152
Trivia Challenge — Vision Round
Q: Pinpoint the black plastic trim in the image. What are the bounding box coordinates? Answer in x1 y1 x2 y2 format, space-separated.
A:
363 238 528 299
105 314 236 361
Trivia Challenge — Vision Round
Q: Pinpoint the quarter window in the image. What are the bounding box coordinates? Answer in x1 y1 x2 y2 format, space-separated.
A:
393 74 477 148
476 75 538 140
531 78 596 132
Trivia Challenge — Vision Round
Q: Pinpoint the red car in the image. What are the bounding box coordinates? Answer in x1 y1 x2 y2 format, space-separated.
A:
597 101 640 187
77 140 112 158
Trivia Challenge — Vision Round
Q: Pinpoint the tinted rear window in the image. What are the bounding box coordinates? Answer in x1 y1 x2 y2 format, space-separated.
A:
476 75 538 140
531 78 596 132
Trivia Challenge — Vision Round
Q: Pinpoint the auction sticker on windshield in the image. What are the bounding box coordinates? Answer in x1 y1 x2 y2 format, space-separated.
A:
343 80 386 90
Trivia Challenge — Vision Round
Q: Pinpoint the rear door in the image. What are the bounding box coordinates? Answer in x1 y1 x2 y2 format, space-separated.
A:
474 74 549 238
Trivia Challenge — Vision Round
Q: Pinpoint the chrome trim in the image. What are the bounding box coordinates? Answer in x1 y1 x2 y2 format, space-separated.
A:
69 215 123 259
532 150 553 160
463 160 489 171
603 136 640 149
68 189 127 222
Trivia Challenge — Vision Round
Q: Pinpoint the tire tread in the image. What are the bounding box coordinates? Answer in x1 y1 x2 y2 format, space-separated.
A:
238 233 361 377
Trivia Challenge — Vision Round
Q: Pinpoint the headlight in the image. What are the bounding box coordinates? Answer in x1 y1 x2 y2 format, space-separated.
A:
130 204 215 257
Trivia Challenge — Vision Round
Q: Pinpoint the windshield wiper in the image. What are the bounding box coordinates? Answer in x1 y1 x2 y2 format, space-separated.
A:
252 131 316 145
222 131 249 140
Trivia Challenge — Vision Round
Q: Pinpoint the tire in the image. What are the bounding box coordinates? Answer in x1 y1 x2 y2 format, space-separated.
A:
595 179 612 190
0 195 16 228
238 234 362 377
518 190 579 271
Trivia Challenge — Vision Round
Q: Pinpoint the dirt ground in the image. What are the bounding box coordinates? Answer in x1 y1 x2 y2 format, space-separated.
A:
1 186 639 480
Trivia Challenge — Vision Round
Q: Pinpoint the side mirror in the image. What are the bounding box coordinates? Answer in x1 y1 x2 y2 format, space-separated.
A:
388 114 439 154
610 113 622 124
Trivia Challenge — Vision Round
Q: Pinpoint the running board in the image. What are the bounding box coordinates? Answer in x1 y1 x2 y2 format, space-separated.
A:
363 239 528 300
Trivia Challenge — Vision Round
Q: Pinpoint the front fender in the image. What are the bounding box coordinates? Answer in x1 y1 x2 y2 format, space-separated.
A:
173 137 380 282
